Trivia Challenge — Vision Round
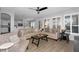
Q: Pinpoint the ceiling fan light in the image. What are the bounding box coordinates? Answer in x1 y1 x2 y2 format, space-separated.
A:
37 11 40 14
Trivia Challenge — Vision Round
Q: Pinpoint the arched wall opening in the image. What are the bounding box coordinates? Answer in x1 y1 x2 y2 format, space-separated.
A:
0 13 11 34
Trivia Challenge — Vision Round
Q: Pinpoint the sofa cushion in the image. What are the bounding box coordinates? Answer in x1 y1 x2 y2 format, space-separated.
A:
9 35 20 43
41 32 59 40
0 35 9 45
8 40 29 52
18 30 22 37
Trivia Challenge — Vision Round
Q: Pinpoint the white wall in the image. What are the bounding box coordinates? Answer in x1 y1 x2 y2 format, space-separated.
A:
11 14 14 32
23 19 31 27
69 35 74 40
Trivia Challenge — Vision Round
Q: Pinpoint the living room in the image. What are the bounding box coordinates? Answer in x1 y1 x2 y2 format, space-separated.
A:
0 7 79 52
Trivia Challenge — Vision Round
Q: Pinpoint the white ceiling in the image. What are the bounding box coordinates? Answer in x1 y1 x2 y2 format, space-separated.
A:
0 7 79 20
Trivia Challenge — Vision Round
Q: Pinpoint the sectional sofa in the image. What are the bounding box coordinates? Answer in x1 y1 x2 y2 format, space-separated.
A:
0 27 30 52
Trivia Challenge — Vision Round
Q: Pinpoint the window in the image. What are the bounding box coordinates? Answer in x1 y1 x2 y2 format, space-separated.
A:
31 22 35 28
65 16 70 33
64 14 79 34
72 15 78 33
52 18 57 28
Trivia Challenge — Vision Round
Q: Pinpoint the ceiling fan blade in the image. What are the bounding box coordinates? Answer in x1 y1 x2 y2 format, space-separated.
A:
28 8 36 10
39 7 48 11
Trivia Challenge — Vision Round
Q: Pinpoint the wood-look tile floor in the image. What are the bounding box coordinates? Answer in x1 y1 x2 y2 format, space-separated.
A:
27 39 73 52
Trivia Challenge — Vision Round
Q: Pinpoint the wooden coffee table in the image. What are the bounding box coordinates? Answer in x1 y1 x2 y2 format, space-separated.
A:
31 34 48 47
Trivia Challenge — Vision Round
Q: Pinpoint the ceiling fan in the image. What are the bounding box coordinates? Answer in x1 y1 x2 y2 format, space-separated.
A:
29 7 48 14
